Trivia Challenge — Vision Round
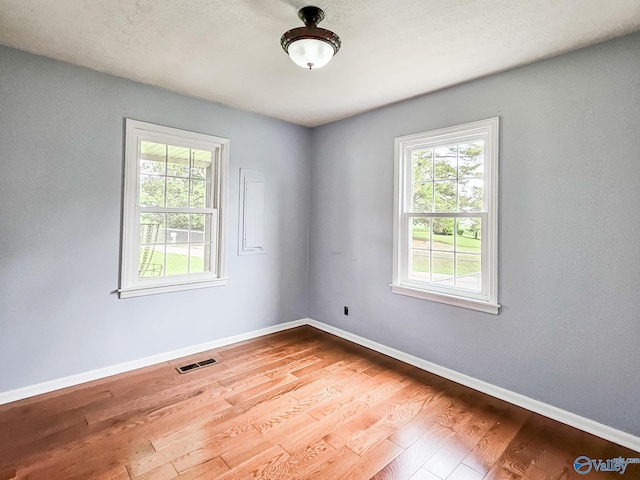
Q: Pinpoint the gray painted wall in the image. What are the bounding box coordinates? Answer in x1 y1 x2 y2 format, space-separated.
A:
308 33 640 436
0 46 311 392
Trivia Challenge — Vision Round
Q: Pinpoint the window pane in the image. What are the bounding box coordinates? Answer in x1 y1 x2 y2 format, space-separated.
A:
203 214 213 243
140 213 165 244
167 145 190 177
203 242 213 272
166 244 189 276
432 217 455 241
412 149 433 182
458 142 484 177
139 175 165 207
190 180 207 208
139 244 164 278
167 213 189 241
434 181 457 212
456 218 481 253
189 244 206 273
412 182 433 212
189 214 205 242
166 178 189 207
411 218 430 249
434 146 457 179
191 149 213 180
140 141 166 175
432 252 454 286
410 249 430 282
456 254 481 291
459 178 483 212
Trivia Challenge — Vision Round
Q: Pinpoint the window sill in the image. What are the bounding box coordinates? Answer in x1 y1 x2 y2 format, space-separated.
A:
390 284 500 314
119 278 228 298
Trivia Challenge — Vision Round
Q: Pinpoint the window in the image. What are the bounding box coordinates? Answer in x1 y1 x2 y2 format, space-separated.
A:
392 117 499 314
119 119 228 298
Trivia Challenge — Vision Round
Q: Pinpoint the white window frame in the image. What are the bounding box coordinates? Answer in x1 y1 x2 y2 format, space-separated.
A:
119 119 229 298
391 117 500 314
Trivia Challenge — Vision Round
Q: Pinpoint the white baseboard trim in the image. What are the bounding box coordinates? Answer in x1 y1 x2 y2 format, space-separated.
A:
2 317 638 453
304 318 640 453
0 319 306 406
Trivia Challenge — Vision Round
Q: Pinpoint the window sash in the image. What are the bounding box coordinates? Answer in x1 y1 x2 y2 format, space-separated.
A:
400 212 488 301
134 209 219 285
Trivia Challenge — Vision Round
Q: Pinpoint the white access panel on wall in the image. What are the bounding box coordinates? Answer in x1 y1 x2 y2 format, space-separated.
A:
239 169 266 255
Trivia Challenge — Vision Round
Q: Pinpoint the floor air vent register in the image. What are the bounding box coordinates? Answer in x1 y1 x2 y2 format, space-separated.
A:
176 358 217 374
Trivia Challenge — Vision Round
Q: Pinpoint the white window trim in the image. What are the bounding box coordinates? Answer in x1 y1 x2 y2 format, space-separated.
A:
391 117 500 314
119 119 229 298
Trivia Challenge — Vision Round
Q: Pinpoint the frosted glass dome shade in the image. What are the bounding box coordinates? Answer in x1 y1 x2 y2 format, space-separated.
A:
280 7 341 70
288 38 335 69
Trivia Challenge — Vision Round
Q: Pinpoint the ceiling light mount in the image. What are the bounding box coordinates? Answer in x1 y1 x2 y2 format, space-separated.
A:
281 6 341 70
298 6 325 26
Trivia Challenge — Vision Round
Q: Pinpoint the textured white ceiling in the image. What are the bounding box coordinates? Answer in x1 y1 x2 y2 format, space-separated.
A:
1 1 639 126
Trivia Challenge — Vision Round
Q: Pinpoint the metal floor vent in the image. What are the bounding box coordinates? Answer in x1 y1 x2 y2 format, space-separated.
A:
176 358 217 374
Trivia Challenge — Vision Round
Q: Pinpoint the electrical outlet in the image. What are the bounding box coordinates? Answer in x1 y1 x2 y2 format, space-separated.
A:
344 306 349 316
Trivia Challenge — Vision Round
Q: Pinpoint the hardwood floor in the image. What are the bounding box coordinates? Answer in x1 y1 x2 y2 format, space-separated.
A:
0 326 637 479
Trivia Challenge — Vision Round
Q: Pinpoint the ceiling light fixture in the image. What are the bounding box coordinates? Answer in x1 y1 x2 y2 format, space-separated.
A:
280 6 341 70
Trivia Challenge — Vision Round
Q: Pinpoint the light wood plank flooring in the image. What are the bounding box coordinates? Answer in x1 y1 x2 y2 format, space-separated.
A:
0 326 637 479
